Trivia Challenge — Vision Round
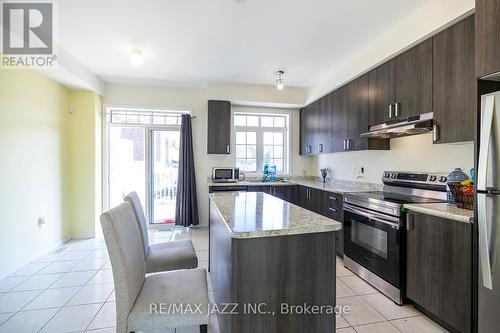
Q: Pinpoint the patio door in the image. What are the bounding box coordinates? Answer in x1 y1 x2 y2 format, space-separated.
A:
106 108 183 225
149 129 180 224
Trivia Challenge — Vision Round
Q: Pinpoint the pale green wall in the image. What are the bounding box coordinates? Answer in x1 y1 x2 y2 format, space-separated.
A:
67 90 102 238
0 70 71 277
0 71 102 277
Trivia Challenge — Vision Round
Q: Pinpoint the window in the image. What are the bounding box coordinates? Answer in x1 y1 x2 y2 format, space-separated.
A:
105 108 186 225
234 113 289 173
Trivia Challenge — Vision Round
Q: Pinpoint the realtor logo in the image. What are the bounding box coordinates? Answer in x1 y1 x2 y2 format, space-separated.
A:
1 1 56 68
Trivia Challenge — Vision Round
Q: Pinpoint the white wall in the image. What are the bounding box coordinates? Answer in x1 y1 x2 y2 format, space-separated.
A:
104 83 313 226
308 0 475 103
313 134 474 183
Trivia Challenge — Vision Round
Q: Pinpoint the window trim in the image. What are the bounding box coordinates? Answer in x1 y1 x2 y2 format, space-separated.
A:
233 111 289 174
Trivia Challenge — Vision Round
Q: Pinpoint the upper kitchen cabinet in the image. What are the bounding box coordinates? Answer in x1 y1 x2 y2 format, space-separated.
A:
300 102 316 155
475 0 500 78
346 74 390 151
393 39 433 118
331 86 347 152
346 74 370 151
368 60 395 125
317 95 333 154
368 40 432 124
433 15 476 144
207 100 231 154
301 97 331 155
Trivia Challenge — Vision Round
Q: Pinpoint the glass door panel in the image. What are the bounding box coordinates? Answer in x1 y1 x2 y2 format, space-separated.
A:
151 130 180 224
108 126 146 209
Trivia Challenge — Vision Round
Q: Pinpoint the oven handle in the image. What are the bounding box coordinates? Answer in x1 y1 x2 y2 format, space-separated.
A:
343 203 401 229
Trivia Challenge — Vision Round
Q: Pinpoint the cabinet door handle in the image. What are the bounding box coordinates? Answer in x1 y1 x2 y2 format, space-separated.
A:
394 102 401 117
226 145 230 154
407 214 414 231
329 207 338 213
319 143 323 153
347 139 351 150
328 196 338 201
433 124 439 142
389 104 394 118
343 139 347 150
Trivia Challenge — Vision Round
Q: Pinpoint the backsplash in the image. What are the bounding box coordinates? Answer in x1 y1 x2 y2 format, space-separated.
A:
314 133 474 183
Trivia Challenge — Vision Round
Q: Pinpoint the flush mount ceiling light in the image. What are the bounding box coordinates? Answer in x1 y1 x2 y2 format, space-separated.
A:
275 70 285 90
130 49 143 67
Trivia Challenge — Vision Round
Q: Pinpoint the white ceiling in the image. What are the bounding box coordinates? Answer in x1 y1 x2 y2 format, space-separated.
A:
57 0 430 88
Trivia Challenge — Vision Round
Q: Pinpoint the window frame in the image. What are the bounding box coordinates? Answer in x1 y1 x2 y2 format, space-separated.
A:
233 112 289 174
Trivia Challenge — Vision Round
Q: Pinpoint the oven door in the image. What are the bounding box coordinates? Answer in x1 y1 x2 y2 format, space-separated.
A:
343 203 403 287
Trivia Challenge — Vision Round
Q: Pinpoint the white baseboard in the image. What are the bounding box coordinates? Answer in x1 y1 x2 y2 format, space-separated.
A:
0 236 72 280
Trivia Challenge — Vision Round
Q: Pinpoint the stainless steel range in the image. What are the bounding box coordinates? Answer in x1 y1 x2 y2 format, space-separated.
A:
342 171 448 304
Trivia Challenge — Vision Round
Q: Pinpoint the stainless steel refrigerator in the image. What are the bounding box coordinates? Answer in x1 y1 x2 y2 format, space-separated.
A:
477 91 500 332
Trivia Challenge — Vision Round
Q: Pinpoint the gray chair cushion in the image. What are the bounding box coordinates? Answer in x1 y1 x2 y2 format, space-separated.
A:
124 192 150 258
146 240 198 273
100 202 146 333
127 268 209 331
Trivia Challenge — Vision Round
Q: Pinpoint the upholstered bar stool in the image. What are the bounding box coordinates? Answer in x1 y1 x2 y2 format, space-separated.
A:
100 202 209 333
124 191 198 273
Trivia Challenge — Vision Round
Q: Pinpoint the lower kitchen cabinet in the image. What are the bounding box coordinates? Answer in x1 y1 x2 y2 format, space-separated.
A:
298 185 324 214
299 186 344 257
272 185 298 205
325 193 344 257
406 211 472 333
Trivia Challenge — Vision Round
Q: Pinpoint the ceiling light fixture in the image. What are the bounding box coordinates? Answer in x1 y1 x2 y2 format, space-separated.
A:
130 49 143 67
275 70 285 90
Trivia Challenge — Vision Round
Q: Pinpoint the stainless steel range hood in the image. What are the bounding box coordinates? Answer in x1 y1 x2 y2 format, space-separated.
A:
360 112 434 139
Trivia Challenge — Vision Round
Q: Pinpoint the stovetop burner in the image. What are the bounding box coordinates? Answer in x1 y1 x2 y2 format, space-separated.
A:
350 191 447 205
344 171 449 217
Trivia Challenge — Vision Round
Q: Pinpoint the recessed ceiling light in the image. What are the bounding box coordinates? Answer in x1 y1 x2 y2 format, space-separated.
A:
130 49 143 67
275 70 285 90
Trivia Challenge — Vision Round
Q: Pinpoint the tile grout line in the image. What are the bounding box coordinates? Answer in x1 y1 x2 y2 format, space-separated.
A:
34 264 102 333
0 241 103 331
23 244 103 333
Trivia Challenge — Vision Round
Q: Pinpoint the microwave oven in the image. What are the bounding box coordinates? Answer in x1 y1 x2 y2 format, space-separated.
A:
212 167 240 183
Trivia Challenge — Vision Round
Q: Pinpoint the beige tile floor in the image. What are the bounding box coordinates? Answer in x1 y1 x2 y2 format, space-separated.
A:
0 227 448 333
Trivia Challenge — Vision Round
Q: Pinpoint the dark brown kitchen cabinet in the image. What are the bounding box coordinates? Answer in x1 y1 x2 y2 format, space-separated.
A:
247 185 269 193
368 60 395 125
331 87 347 152
475 0 500 78
207 100 231 154
346 74 370 151
324 193 343 257
298 186 324 214
341 75 389 152
393 39 433 118
406 211 472 333
317 96 332 153
300 103 316 155
272 185 298 205
368 40 432 124
433 15 476 144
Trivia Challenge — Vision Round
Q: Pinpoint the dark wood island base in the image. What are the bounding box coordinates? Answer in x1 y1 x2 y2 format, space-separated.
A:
209 193 340 333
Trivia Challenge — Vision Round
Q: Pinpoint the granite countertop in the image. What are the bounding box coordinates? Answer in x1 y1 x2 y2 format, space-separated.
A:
208 178 381 194
291 179 380 194
403 203 475 223
209 191 343 239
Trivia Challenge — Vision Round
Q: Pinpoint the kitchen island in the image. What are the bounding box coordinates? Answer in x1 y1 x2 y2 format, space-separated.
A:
209 191 342 333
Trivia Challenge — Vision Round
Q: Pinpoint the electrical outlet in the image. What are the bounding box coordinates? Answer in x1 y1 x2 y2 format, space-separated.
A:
38 217 45 227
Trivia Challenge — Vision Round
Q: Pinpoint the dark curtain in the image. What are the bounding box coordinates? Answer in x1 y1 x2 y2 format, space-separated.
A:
175 114 199 226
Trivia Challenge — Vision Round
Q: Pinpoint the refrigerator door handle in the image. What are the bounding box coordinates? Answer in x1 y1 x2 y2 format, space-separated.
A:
478 193 494 290
478 94 495 191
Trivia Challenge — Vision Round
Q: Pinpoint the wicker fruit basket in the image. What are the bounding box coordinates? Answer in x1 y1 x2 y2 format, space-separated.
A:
448 182 474 210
